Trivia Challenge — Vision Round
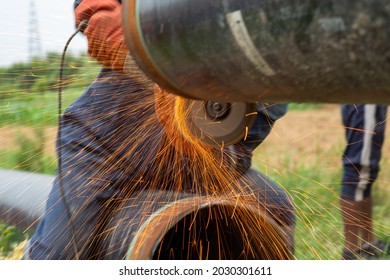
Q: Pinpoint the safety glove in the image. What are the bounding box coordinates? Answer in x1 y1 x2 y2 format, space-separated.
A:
75 0 134 73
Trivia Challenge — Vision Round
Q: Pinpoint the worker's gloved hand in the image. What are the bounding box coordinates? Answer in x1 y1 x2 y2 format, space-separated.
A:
75 0 128 72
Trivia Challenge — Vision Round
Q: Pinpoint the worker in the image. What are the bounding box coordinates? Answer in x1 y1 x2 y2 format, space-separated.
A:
341 104 389 259
23 0 295 259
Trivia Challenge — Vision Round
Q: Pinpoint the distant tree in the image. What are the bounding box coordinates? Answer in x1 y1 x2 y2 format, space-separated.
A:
0 52 99 95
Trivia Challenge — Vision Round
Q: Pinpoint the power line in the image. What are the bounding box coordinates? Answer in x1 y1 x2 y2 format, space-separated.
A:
28 0 42 59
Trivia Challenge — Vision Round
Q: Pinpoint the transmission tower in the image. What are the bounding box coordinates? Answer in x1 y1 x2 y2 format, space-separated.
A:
28 0 42 59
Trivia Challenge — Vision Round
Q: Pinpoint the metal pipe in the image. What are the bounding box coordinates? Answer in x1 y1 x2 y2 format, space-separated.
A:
123 0 390 104
94 169 294 260
0 169 53 232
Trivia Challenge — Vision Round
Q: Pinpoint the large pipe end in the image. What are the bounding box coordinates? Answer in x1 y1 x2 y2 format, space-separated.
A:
121 196 293 260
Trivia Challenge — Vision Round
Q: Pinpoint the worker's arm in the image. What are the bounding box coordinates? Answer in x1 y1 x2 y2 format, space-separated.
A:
74 1 191 151
74 0 130 72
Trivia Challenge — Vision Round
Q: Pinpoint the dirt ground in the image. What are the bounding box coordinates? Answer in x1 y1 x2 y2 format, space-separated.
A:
261 104 345 153
0 126 57 156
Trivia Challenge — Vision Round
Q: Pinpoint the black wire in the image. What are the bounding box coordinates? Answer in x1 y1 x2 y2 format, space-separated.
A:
57 20 88 259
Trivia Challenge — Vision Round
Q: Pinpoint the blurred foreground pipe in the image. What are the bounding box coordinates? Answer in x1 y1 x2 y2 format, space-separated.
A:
0 169 53 232
123 0 390 104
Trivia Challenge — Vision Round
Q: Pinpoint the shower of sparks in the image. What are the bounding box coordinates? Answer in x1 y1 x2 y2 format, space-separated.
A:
0 53 389 260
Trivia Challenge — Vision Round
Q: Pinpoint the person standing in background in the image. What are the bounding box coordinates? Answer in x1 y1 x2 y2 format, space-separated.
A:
341 104 389 260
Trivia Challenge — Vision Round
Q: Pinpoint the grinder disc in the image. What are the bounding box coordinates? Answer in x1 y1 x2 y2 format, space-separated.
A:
181 100 257 147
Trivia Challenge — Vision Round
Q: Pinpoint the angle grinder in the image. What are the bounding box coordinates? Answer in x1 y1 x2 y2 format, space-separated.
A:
180 99 256 147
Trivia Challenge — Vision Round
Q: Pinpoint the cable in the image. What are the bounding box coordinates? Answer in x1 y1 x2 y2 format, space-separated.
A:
57 20 88 259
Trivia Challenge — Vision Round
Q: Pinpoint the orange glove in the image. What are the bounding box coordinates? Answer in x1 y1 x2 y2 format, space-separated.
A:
75 0 128 72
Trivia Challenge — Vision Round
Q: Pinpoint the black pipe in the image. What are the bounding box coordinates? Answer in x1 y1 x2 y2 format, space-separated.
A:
123 0 390 104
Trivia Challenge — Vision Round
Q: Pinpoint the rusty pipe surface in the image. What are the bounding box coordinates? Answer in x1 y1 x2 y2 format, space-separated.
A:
100 194 292 260
123 0 390 104
0 169 53 231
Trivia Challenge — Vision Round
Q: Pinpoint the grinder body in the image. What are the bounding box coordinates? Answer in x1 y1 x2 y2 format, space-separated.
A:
123 0 390 104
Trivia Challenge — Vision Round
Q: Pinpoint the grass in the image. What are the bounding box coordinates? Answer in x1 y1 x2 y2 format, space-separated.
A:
0 87 81 176
288 103 323 111
0 136 57 175
254 152 342 259
253 147 390 260
0 88 82 127
0 224 26 258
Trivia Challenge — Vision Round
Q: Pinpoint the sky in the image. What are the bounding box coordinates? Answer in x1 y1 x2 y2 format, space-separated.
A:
0 0 87 66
